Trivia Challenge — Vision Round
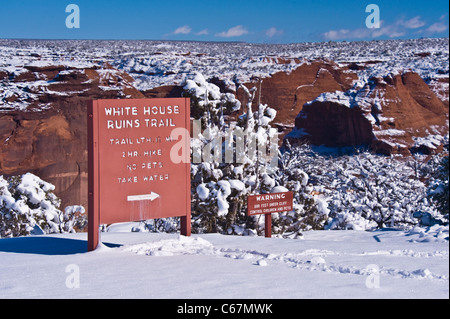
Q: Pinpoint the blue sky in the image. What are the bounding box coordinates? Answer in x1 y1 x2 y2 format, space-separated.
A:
0 0 448 43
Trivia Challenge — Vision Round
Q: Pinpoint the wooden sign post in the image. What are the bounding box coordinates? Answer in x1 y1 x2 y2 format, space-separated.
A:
87 98 191 251
247 192 294 238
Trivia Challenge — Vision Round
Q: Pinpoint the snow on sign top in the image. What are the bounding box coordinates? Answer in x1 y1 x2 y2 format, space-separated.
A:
87 98 191 250
247 192 294 216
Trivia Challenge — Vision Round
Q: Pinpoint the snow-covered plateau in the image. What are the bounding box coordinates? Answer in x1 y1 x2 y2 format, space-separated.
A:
0 38 448 111
0 227 448 299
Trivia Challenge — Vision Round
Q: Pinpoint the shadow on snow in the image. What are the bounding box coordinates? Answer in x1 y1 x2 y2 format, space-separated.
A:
0 236 121 255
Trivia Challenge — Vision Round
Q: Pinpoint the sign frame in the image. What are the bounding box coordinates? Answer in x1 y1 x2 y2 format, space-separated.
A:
87 98 191 251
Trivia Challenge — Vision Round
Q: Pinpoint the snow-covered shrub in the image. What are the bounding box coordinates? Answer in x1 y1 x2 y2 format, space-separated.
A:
123 217 180 233
0 173 63 237
273 149 327 236
63 205 88 233
0 173 86 237
281 143 445 230
427 136 449 223
1 176 30 237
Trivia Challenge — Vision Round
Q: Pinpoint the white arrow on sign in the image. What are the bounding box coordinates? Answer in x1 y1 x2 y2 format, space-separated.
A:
127 192 160 202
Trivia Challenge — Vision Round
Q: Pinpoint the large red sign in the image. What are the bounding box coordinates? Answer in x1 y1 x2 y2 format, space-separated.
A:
87 98 191 251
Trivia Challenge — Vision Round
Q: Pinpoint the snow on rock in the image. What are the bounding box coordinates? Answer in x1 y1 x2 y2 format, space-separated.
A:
412 134 444 150
309 90 355 108
293 65 448 155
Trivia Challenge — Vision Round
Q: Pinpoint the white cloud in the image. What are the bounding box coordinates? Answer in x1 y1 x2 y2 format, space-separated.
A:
322 28 370 40
322 29 349 40
216 25 248 38
265 27 284 38
371 21 405 38
424 13 448 34
174 25 192 35
426 21 448 33
196 29 209 36
322 16 430 41
399 16 426 29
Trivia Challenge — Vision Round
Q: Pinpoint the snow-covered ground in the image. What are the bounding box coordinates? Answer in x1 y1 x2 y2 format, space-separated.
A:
0 226 447 299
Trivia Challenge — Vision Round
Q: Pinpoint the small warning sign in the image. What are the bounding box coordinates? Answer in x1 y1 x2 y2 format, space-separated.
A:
247 192 294 216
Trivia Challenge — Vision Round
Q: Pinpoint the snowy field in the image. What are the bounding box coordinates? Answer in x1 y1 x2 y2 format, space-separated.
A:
0 226 448 299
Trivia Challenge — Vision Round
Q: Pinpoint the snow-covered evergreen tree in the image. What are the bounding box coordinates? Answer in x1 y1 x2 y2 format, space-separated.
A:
187 72 321 236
